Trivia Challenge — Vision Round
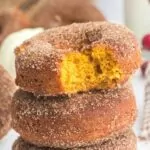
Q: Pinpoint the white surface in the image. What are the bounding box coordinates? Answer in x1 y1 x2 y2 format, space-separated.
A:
0 71 150 150
0 28 44 79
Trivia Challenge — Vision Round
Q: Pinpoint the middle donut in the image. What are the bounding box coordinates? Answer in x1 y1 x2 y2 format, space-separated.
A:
11 83 136 148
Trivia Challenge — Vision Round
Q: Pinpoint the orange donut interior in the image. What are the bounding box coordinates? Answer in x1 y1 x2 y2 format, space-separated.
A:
61 45 122 93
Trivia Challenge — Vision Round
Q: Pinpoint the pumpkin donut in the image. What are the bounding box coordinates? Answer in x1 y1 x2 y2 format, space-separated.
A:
12 83 136 148
15 22 141 95
12 129 136 150
0 65 16 139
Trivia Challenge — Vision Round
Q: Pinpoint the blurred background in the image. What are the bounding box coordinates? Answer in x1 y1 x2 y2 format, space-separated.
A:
0 0 150 150
1 0 150 47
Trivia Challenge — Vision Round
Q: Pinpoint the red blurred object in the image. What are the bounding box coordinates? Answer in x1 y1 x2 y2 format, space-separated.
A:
142 34 150 50
141 61 150 77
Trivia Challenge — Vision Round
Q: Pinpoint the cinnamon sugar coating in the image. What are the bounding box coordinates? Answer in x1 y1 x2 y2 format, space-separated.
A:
12 83 136 148
15 22 142 95
12 129 136 150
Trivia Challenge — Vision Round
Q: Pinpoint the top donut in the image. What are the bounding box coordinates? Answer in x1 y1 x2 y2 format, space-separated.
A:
15 22 142 95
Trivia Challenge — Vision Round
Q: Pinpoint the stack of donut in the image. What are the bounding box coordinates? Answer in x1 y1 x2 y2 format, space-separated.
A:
12 22 141 150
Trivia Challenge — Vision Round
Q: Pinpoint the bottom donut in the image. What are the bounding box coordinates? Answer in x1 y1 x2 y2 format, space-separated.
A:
12 84 136 148
13 129 136 150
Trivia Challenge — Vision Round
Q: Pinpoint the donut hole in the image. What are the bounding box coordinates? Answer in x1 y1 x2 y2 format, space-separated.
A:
61 46 122 93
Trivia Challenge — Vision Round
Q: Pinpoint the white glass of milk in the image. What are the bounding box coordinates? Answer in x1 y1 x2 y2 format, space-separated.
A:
125 0 150 60
125 0 150 41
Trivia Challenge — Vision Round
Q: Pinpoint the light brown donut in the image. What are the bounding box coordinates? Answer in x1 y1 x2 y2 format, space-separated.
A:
12 83 136 148
15 22 141 95
0 0 23 9
0 0 105 44
27 0 105 28
12 129 136 150
0 65 16 139
0 8 30 44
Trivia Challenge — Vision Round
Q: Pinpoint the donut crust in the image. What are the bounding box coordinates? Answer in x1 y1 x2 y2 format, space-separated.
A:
12 83 136 148
12 129 136 150
15 22 141 95
0 65 16 139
